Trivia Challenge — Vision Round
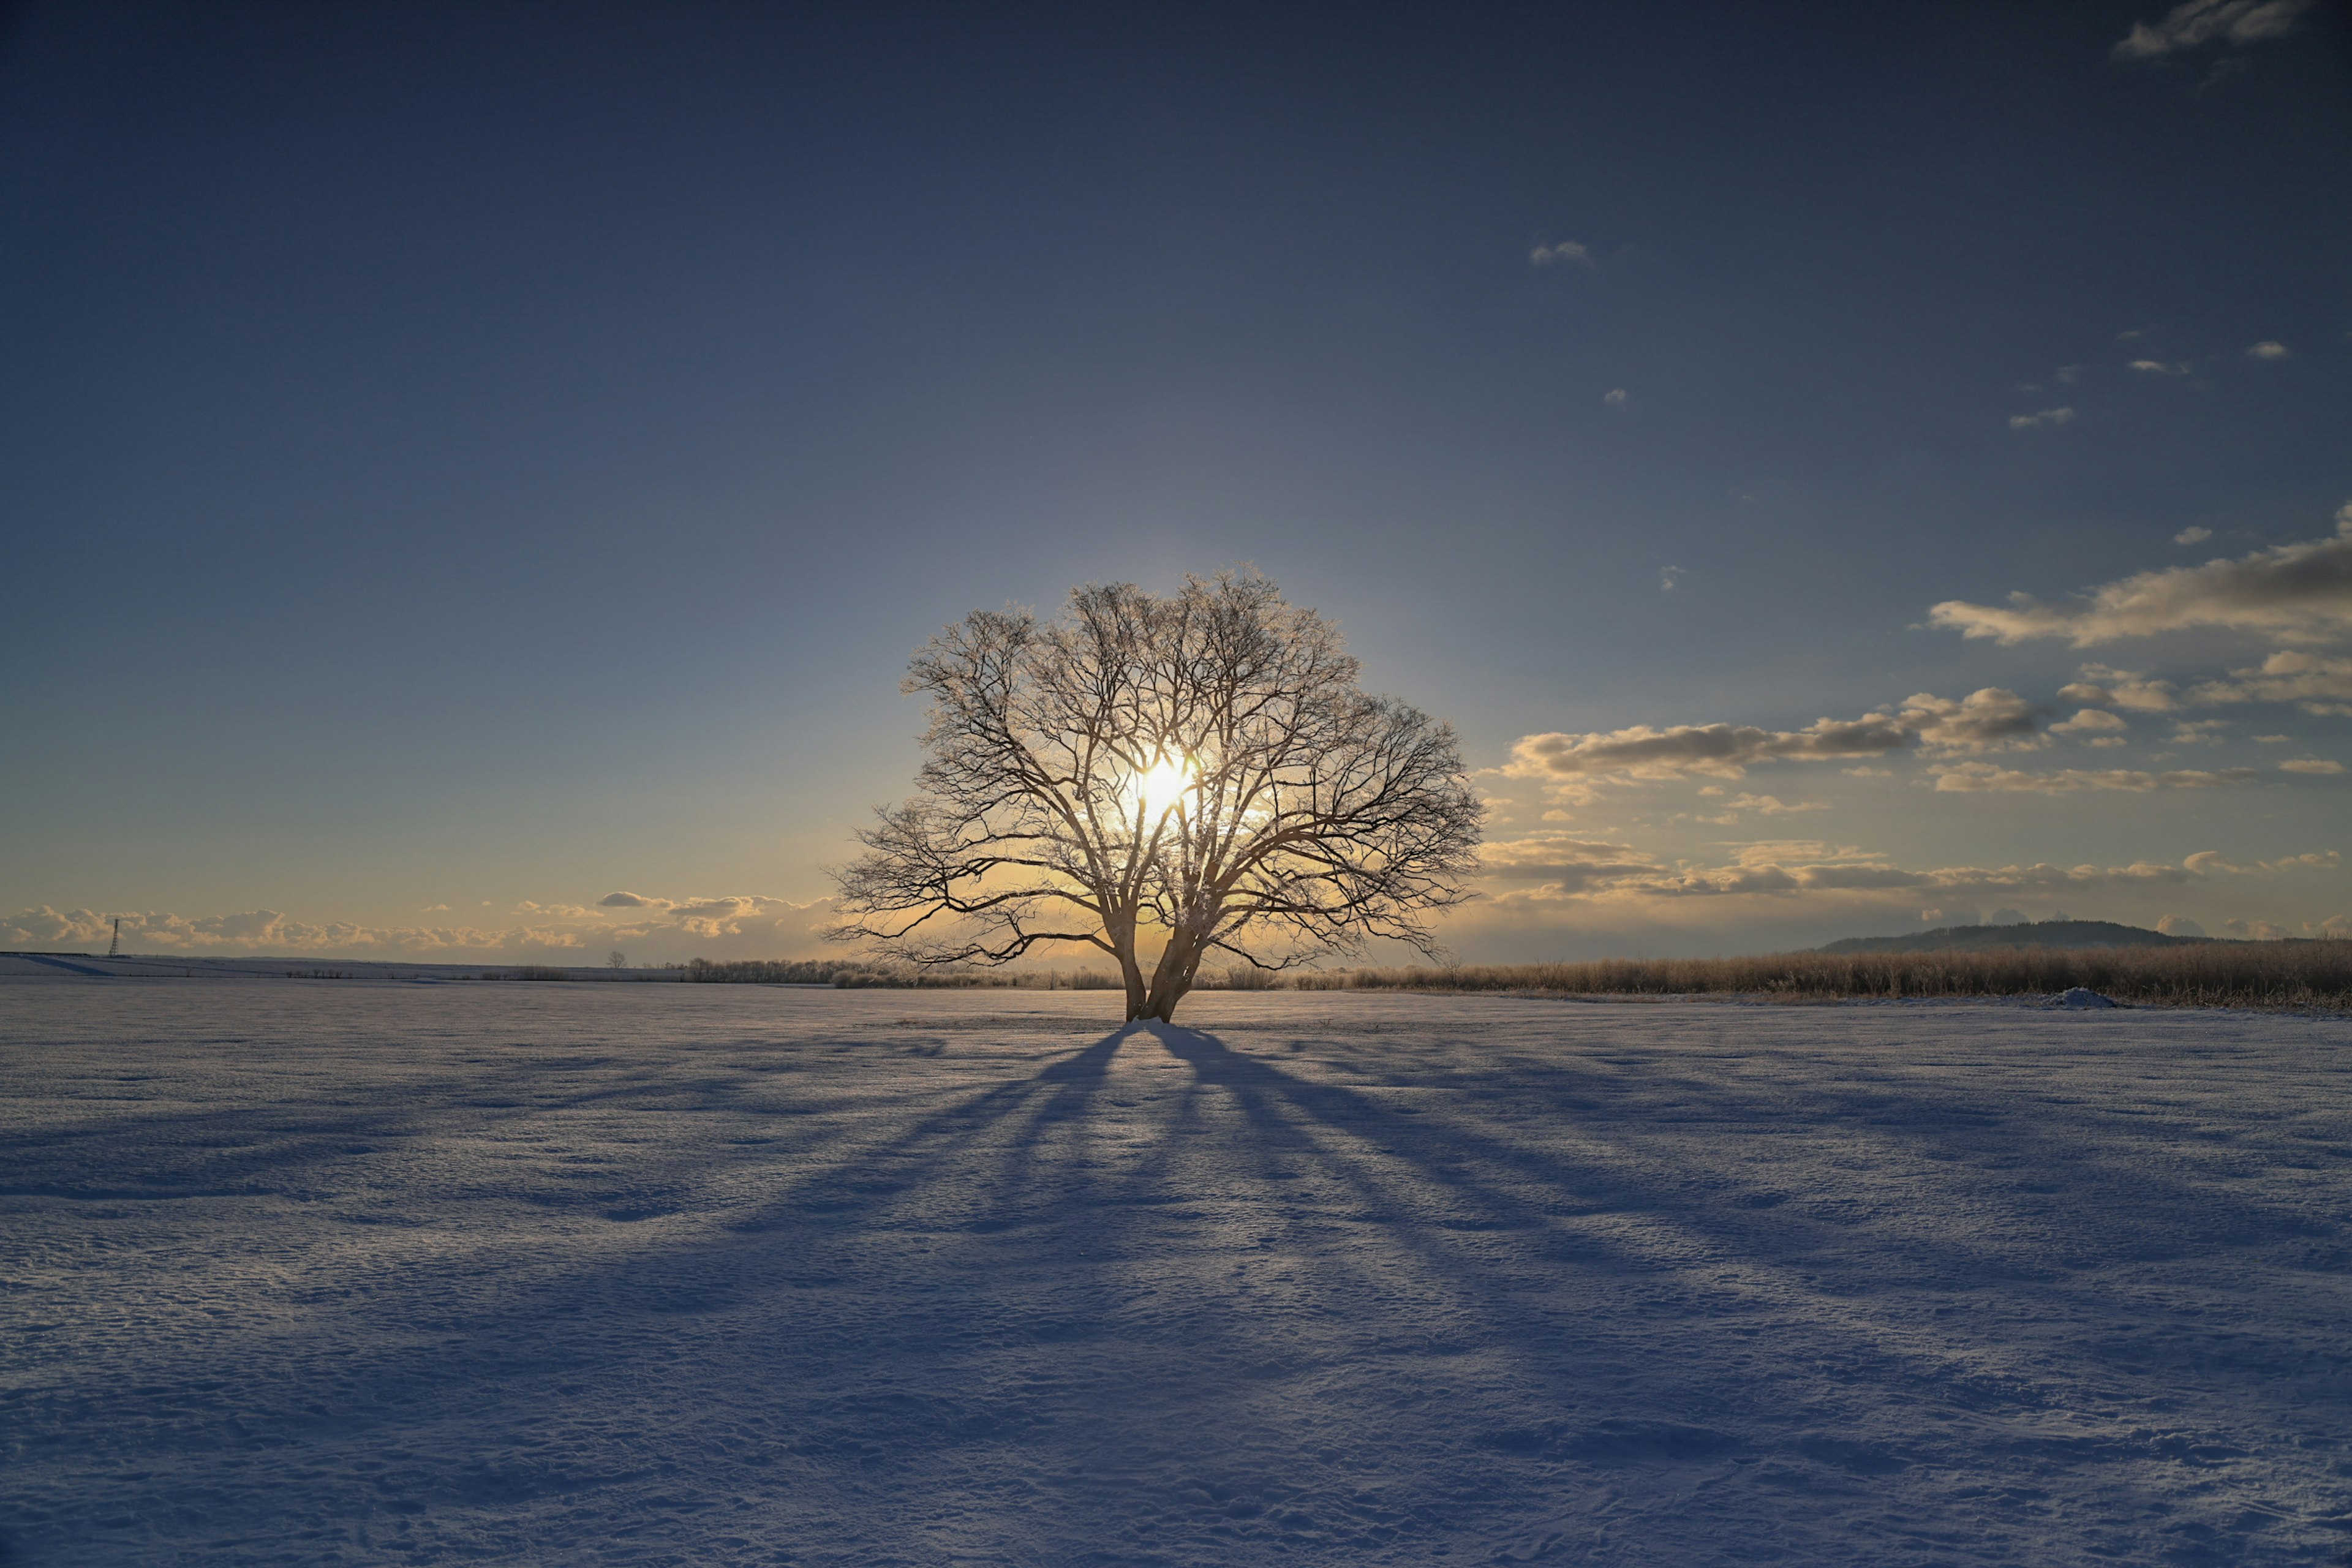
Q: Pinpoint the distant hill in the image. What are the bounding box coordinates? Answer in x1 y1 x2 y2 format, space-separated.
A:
1817 919 2198 955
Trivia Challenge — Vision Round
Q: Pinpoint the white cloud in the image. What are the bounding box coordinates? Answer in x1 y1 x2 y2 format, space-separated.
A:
2187 651 2352 714
0 893 842 963
2174 526 2212 545
2167 719 2232 744
1659 565 1683 590
2280 757 2344 775
1505 689 2046 792
2157 914 2208 937
2113 0 2310 59
2049 708 2128 736
1900 688 2047 752
1929 762 2259 793
1605 388 1630 406
1531 241 1593 267
1931 502 2352 647
2057 666 2180 711
2132 360 2189 375
2010 407 2075 429
2254 733 2291 743
1697 794 1828 824
2245 340 2291 360
1506 714 1914 785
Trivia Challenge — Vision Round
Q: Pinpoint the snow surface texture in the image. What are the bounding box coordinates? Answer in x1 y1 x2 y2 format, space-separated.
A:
3 981 2350 1566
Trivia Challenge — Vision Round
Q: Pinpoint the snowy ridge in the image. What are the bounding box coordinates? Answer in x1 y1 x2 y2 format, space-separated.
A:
2 983 2348 1564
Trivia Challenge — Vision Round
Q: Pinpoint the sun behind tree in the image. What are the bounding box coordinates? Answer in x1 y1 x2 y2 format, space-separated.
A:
829 570 1484 1022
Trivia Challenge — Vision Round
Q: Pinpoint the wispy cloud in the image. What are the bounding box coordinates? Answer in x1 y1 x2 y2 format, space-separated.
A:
1503 689 2048 792
1505 715 1914 785
1476 839 2297 905
2187 651 2352 714
2280 757 2344 775
2245 340 2291 360
2057 666 2180 711
2131 359 2188 374
0 892 840 961
2009 407 2075 429
2174 526 2212 545
2112 0 2310 59
1929 762 2259 793
1900 688 2047 752
1605 388 1630 407
1659 565 1683 590
1530 240 1593 267
1931 502 2352 647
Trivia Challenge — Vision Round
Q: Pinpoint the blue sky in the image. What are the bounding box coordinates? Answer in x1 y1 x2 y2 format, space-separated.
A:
4 1 2346 962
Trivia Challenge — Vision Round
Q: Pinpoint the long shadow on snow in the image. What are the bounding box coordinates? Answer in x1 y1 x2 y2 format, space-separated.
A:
23 1008 2337 1565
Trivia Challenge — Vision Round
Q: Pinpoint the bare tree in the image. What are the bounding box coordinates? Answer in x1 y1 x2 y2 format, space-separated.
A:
829 570 1483 1022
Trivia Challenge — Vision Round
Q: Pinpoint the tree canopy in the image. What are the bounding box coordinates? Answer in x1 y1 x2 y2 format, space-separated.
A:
830 571 1483 1020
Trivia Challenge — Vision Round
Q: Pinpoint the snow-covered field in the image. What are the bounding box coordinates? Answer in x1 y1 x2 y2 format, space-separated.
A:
3 978 2349 1566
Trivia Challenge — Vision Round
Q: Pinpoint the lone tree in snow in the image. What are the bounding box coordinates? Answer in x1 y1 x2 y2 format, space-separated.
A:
828 570 1483 1022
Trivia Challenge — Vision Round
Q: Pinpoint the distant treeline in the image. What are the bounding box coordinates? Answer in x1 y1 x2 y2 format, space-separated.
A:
675 944 2352 1009
1284 942 2352 1011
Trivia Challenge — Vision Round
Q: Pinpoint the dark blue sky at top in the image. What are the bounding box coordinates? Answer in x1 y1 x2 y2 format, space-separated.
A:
2 1 2346 934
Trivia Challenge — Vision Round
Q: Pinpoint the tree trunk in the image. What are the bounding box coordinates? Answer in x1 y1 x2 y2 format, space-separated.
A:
1143 927 1204 1022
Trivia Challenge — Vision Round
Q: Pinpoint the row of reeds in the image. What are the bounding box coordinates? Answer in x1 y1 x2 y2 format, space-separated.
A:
665 942 2352 1009
1275 941 2352 1010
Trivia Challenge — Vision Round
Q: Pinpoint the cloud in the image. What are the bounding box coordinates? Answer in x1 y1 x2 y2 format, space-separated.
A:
2186 651 2352 714
1724 794 1825 816
1929 762 2259 793
2132 360 2189 375
2166 719 2231 744
1478 845 2250 908
2009 407 2075 429
598 890 666 908
1531 241 1593 267
2174 526 2212 545
2057 666 2179 711
1899 688 2046 752
2156 914 2208 937
2055 365 2084 384
1505 689 2046 791
1931 503 2352 647
2280 757 2344 775
1479 836 1664 890
0 892 842 963
2112 0 2310 59
1506 714 1913 786
1659 565 1682 590
1605 388 1630 406
2245 340 2291 360
2049 708 2128 737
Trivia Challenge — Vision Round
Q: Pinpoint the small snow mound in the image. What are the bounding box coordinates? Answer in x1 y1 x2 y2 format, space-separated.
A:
2053 987 2119 1009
